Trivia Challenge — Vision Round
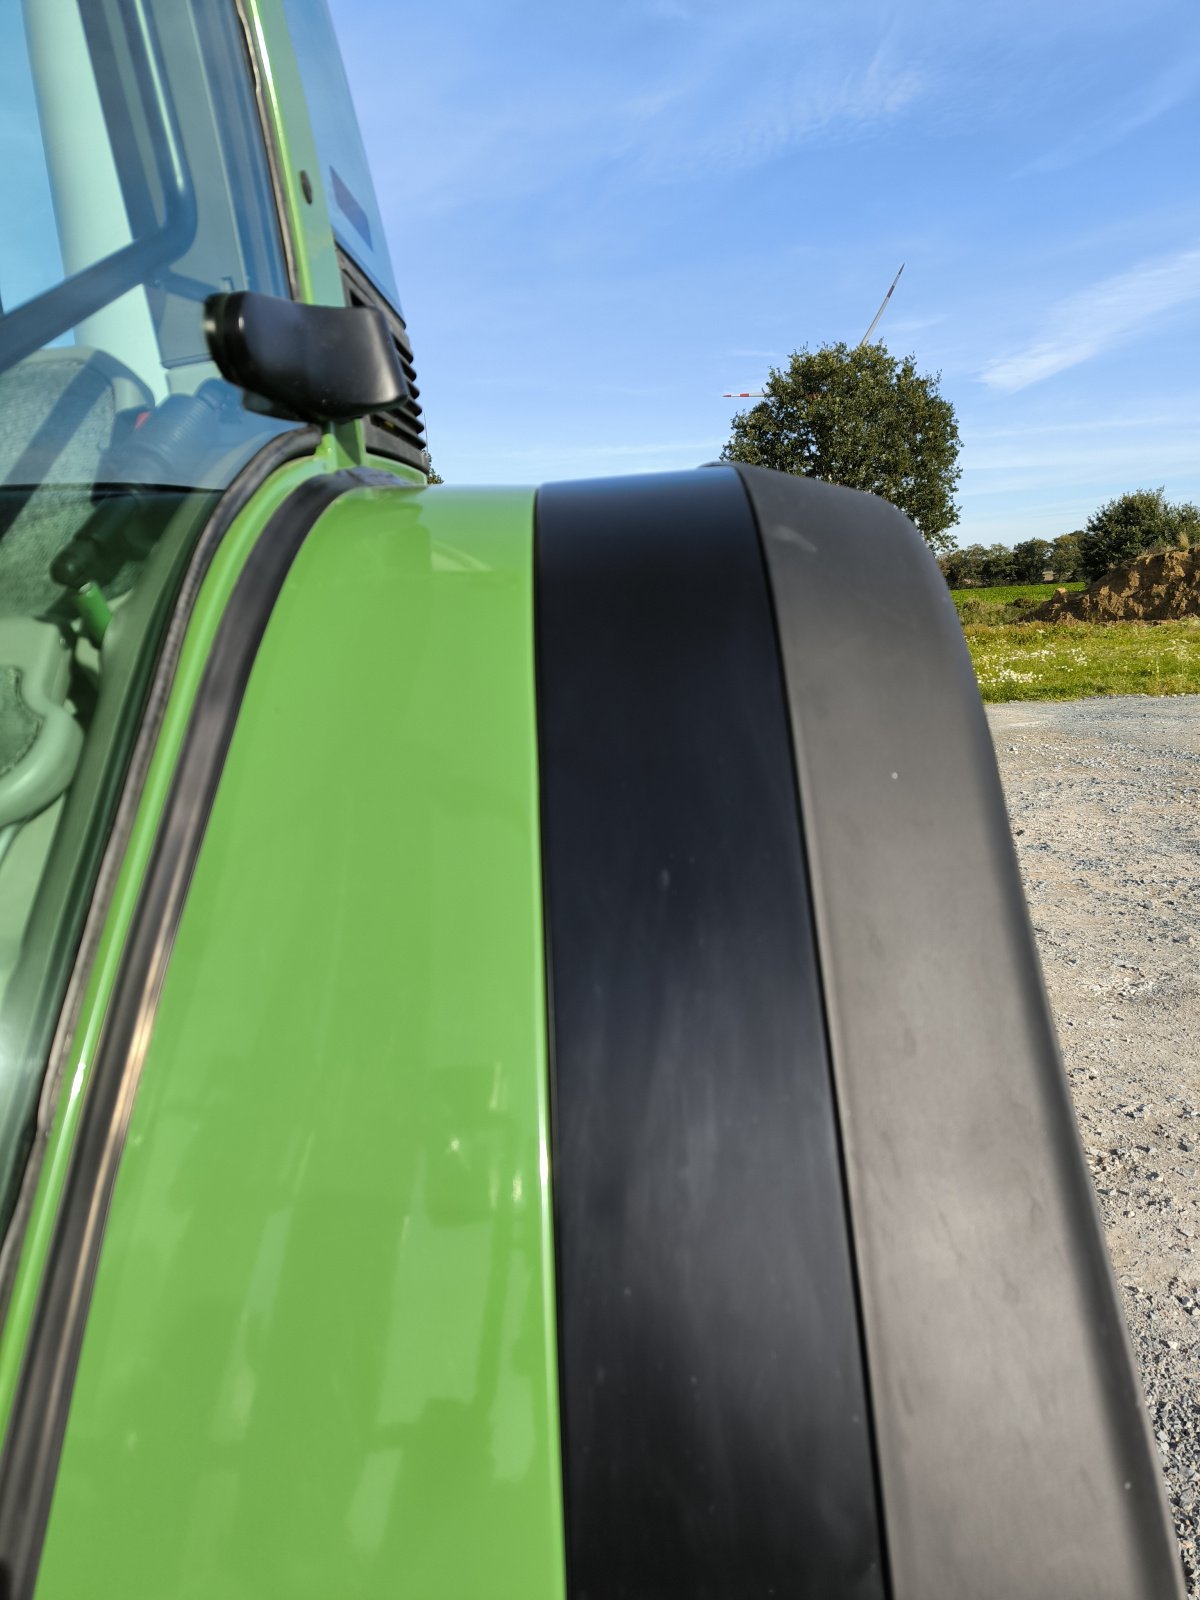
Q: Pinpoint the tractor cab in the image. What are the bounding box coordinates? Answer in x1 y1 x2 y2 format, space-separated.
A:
0 5 1184 1598
0 0 421 1254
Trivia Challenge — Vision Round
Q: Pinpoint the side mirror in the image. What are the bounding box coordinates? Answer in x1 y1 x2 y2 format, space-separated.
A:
203 291 407 423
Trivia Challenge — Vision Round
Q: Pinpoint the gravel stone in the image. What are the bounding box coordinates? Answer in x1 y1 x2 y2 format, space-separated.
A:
988 695 1200 1594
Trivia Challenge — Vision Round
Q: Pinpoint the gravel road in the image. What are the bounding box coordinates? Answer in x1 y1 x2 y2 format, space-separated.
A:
988 695 1200 1592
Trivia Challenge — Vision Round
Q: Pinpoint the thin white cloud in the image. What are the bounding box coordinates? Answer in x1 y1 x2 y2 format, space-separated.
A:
979 246 1200 392
952 404 1200 540
962 449 1199 496
954 504 1100 543
340 0 1191 224
637 44 924 181
964 421 1200 475
968 409 1200 440
1019 57 1200 176
882 313 946 338
356 4 929 215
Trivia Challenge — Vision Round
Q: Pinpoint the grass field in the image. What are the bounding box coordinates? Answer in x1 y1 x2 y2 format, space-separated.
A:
948 583 1200 702
950 581 1085 625
963 620 1200 702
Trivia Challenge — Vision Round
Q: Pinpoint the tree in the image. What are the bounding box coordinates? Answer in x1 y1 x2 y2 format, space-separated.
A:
1078 488 1194 581
940 545 985 587
1175 502 1200 547
721 341 962 552
1008 538 1053 584
980 543 1015 586
1050 531 1083 582
940 542 1027 588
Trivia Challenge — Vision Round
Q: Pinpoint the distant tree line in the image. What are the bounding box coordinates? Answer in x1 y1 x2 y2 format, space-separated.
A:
940 533 1082 588
939 489 1200 589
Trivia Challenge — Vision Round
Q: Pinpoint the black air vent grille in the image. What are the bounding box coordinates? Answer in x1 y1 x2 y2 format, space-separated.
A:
338 248 429 473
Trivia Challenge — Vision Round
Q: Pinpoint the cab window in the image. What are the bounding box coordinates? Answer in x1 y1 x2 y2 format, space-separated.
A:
0 0 300 1234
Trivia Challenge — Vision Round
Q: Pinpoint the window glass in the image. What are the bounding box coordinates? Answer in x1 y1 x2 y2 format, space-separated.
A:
0 6 65 311
0 0 300 1237
281 0 401 310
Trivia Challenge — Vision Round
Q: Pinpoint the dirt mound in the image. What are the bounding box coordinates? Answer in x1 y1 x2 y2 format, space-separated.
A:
1035 546 1200 622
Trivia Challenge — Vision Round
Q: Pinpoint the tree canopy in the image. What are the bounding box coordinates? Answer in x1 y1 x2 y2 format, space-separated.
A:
938 530 1083 588
1008 538 1054 584
939 543 1020 587
720 341 962 551
1050 531 1083 582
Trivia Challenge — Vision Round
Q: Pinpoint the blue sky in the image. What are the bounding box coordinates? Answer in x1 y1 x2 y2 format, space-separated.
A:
329 0 1200 545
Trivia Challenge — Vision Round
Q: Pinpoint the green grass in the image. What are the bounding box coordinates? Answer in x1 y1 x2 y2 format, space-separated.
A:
963 620 1200 702
950 581 1085 626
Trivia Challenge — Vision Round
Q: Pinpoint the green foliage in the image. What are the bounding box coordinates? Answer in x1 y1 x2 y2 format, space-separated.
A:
938 545 980 586
1008 538 1053 584
1078 488 1195 580
940 543 1019 585
721 341 962 551
941 532 1085 588
1176 501 1200 547
1051 531 1083 581
980 543 1017 585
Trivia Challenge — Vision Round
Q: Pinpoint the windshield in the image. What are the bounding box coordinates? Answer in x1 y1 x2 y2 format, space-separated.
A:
0 0 298 1235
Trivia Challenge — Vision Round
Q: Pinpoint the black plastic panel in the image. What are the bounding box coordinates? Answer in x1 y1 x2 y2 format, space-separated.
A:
203 290 406 422
731 463 1183 1600
535 471 886 1600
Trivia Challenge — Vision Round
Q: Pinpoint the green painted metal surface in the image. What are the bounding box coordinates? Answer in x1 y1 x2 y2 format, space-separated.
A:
0 452 330 1447
34 484 566 1600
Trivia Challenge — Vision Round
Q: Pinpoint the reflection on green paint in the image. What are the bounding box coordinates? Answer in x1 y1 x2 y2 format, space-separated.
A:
36 484 566 1600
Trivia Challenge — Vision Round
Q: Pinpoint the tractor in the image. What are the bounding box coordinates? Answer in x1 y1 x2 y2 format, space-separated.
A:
0 1 1181 1595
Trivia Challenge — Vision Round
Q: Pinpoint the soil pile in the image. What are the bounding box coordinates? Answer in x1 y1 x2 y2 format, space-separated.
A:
1036 546 1200 622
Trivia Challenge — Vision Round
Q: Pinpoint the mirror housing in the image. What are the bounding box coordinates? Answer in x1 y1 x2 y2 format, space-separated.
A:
204 291 407 423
